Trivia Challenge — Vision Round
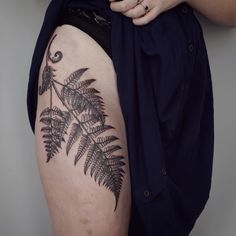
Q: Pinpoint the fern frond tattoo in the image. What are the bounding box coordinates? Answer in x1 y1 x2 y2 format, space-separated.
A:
38 34 126 211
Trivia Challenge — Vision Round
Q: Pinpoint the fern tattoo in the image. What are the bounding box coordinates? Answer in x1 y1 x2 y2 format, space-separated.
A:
38 34 126 211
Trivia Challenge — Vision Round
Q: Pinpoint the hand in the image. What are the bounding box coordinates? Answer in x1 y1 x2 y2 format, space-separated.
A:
109 0 186 25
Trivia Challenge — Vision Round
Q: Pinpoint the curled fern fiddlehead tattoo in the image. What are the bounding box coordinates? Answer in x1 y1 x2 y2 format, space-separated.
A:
38 34 126 211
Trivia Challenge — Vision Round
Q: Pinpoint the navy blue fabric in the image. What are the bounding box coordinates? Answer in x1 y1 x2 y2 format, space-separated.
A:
26 0 214 235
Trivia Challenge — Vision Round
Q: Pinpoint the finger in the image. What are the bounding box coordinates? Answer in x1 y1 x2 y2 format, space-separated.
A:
110 0 139 13
132 7 160 25
122 1 149 18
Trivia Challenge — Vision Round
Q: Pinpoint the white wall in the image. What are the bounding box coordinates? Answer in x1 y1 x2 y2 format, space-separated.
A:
0 1 235 235
191 15 236 236
0 1 52 235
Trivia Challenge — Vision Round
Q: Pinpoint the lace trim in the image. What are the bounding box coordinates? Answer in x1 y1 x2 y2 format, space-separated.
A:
66 7 111 29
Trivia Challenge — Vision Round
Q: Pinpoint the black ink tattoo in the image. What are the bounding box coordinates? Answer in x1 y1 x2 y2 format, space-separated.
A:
38 34 126 211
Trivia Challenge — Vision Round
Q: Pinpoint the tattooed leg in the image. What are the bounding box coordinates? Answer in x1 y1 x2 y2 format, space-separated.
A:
35 24 131 236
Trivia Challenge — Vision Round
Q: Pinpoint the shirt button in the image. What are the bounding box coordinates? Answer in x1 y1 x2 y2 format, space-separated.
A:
188 43 194 52
161 167 167 176
143 190 150 197
182 6 188 14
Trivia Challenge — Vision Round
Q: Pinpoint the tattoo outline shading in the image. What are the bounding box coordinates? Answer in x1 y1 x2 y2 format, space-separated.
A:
38 34 126 211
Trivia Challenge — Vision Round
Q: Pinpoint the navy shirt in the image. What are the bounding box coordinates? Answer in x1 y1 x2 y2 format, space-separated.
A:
26 0 214 235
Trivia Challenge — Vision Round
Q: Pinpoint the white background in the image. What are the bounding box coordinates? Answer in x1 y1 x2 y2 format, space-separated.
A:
0 0 236 235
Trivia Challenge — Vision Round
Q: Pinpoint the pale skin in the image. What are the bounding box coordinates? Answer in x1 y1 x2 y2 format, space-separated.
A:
109 0 236 27
35 1 235 236
35 25 131 236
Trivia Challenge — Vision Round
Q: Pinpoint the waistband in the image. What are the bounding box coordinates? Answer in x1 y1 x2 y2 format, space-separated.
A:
60 7 112 29
66 0 113 19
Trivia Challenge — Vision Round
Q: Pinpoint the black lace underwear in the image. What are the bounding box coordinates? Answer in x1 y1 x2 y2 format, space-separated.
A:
56 7 112 58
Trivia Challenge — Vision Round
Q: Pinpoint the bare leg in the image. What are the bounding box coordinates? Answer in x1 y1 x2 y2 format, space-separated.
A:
34 24 132 236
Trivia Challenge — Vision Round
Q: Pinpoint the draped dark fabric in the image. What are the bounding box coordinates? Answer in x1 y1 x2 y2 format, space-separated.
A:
26 0 214 235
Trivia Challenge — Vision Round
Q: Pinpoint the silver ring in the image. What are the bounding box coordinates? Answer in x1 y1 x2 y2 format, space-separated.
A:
139 1 150 13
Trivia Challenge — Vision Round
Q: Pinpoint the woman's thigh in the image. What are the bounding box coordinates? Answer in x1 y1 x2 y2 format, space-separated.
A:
35 24 132 236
